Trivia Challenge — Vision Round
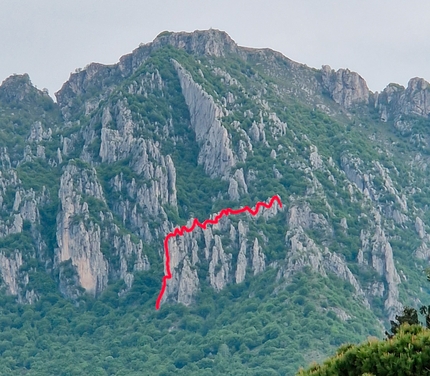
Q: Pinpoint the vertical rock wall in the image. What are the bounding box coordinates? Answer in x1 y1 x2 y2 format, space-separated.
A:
173 60 236 179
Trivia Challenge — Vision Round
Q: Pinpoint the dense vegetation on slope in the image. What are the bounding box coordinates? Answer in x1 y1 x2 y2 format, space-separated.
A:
0 268 381 375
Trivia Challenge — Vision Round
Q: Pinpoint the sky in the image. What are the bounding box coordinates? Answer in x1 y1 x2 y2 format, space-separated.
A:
2 0 429 99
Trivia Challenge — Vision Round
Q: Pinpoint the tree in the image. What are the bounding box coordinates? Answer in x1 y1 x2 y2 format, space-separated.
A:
385 306 419 338
297 324 430 376
386 268 430 338
298 268 430 375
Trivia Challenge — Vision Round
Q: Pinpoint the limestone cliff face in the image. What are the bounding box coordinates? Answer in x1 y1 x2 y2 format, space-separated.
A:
118 29 242 79
0 186 41 237
55 163 150 298
113 233 150 289
0 148 45 302
376 77 430 122
340 154 375 200
0 74 47 105
357 210 402 319
228 169 248 201
279 203 369 309
414 217 430 261
162 199 281 306
321 65 370 109
56 163 109 296
0 251 24 295
338 152 405 319
173 60 236 178
95 99 177 241
55 63 119 120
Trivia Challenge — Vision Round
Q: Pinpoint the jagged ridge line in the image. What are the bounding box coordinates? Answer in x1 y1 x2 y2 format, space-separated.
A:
155 195 282 310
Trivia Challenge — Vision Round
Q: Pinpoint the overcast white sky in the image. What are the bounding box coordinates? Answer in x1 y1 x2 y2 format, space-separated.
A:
1 0 429 99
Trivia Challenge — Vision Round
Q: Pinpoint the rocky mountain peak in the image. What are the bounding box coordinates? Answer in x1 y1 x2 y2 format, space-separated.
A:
321 65 370 109
0 74 48 105
376 76 430 122
152 29 239 57
403 77 430 117
56 29 239 111
407 76 429 91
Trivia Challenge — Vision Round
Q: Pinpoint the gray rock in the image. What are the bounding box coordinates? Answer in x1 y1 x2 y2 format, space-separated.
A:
209 235 232 291
288 203 329 232
415 217 426 239
358 212 402 319
28 121 52 143
55 163 109 296
235 241 247 283
0 251 24 295
321 65 370 109
340 217 348 230
173 60 236 178
331 307 351 321
270 149 277 159
309 145 323 169
280 226 369 308
249 123 260 143
252 238 265 275
376 77 430 121
228 178 239 201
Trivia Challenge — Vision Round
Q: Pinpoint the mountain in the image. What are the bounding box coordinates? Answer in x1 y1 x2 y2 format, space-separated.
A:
0 29 430 375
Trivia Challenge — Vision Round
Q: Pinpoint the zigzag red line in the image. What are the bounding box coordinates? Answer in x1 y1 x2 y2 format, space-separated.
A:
155 195 282 310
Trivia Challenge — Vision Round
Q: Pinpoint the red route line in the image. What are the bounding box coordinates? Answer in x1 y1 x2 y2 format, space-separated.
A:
155 194 282 310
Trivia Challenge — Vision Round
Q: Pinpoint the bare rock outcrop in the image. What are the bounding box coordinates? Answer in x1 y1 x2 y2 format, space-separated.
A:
153 29 239 58
279 203 369 307
228 168 248 201
114 233 150 289
0 185 41 237
163 229 200 306
251 238 265 275
0 74 49 105
235 240 247 284
357 210 402 319
209 235 232 291
173 60 236 178
56 163 109 296
321 65 370 109
309 145 323 170
288 203 330 233
0 251 24 295
414 217 430 261
162 203 276 306
55 163 151 298
27 121 52 143
340 154 375 200
376 77 430 122
96 99 177 239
